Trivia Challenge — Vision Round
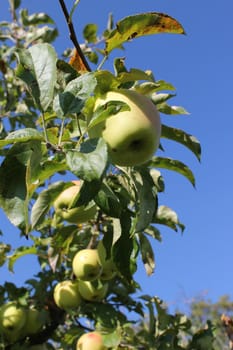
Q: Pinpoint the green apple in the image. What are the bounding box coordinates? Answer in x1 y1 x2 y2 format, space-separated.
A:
97 241 117 281
89 89 161 166
54 180 97 224
76 331 107 350
23 308 47 335
72 249 102 281
53 280 82 310
78 280 108 302
0 302 27 342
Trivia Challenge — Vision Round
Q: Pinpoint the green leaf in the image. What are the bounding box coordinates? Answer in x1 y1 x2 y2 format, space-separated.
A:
138 232 155 276
133 169 158 233
0 142 37 229
154 205 185 232
53 72 97 117
8 246 37 272
29 43 57 111
83 23 98 43
31 181 69 229
150 156 196 187
94 70 119 94
161 124 201 161
106 12 185 53
66 138 108 182
0 128 43 148
112 212 134 282
88 100 130 130
15 49 41 109
95 181 122 218
20 9 54 26
145 225 162 242
117 68 154 86
157 102 189 115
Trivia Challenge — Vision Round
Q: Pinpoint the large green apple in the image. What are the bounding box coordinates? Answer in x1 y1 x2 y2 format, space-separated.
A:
89 89 161 166
97 241 117 281
72 249 102 281
76 331 107 350
0 302 27 342
53 280 82 310
54 180 97 224
78 280 108 302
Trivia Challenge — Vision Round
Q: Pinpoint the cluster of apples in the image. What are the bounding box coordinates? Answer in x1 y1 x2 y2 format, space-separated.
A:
0 302 48 346
53 242 116 309
53 243 116 349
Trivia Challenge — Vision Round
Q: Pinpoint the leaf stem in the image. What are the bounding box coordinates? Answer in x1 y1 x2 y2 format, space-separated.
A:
58 0 91 72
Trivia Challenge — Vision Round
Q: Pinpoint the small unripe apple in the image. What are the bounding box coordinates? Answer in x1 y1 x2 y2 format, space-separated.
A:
76 332 107 350
78 280 108 302
72 249 102 281
53 280 82 310
97 241 117 281
23 308 47 335
54 180 97 224
89 89 161 166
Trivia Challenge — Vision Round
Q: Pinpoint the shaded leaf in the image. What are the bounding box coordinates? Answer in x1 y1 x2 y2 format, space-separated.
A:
150 156 196 187
106 12 185 53
95 181 122 218
31 181 70 229
162 124 201 161
112 212 134 282
83 23 98 43
133 169 158 233
0 142 38 229
138 232 155 276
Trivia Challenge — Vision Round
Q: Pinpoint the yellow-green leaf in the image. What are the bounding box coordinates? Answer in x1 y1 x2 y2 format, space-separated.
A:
105 12 185 53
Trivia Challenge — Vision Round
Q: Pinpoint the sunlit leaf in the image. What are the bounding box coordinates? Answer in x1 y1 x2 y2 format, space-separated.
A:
0 128 43 148
154 205 185 232
29 43 57 111
54 72 97 116
66 138 108 182
157 103 189 115
20 9 54 26
8 246 37 272
83 23 98 43
106 12 185 53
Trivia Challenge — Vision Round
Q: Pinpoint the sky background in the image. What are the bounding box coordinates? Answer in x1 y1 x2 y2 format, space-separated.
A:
1 0 233 313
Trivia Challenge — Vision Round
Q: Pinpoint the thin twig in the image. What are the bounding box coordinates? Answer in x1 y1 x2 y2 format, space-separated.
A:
58 0 91 72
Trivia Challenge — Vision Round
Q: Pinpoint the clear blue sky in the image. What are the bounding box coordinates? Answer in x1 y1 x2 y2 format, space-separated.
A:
1 0 233 312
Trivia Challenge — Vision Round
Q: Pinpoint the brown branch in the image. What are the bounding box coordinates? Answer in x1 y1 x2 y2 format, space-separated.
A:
58 0 91 72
